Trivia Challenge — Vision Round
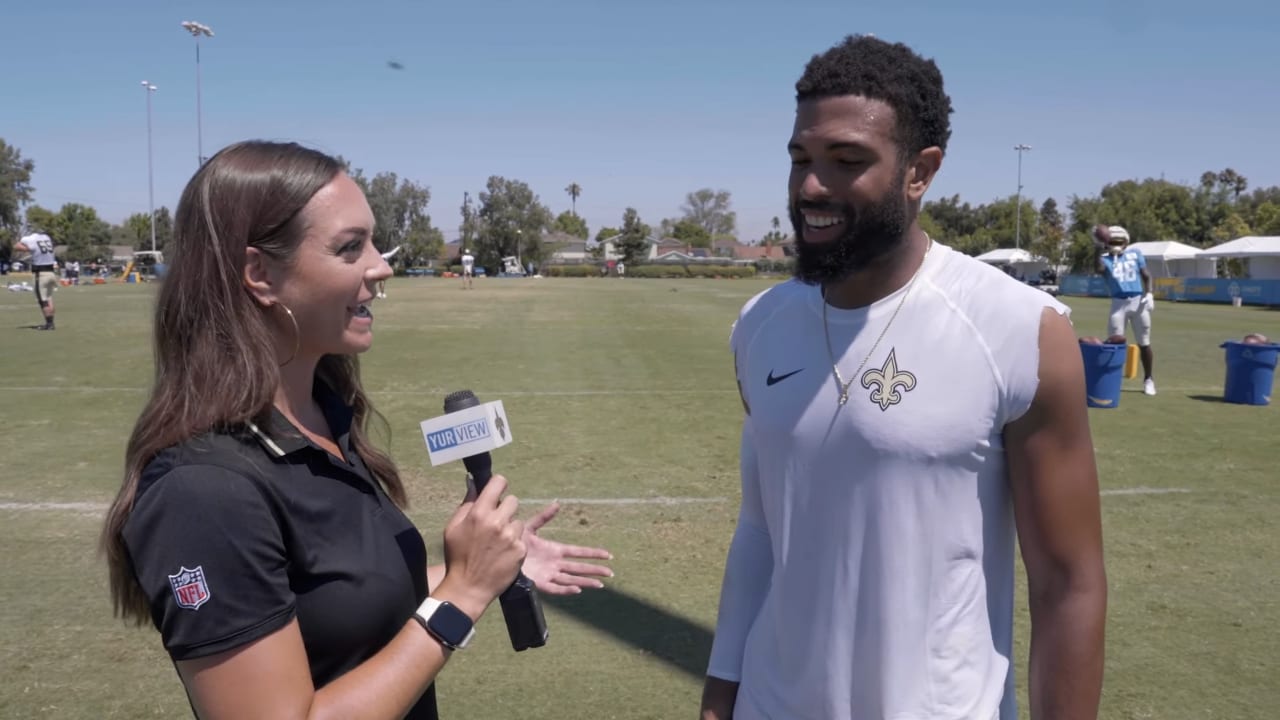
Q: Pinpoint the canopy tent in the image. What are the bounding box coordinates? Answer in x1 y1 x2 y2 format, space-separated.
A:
1127 241 1215 278
975 248 1050 282
976 248 1036 264
1197 236 1280 258
1199 236 1280 279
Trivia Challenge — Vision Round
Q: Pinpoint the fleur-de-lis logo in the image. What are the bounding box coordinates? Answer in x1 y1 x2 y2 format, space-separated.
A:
860 349 917 411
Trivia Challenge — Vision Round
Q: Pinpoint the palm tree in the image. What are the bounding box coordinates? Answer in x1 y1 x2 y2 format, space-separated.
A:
765 216 782 247
565 183 582 217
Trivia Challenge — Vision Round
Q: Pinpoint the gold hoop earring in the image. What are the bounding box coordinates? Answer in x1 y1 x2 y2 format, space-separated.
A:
275 302 300 367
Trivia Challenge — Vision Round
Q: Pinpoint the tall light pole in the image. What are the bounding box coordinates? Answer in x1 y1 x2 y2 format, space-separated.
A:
1014 144 1032 249
142 81 158 253
181 21 214 166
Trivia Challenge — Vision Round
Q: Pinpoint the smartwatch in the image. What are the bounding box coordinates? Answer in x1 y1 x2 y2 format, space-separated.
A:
414 597 476 650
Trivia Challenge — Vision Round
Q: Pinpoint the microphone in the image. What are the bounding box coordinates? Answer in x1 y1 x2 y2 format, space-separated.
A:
419 390 548 652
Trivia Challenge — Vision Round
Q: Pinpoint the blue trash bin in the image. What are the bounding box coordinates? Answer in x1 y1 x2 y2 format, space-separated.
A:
1220 341 1279 406
1080 341 1127 408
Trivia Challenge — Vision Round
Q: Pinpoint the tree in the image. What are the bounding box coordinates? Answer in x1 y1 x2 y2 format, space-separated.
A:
615 208 650 264
350 168 443 265
123 207 174 252
671 218 711 248
1253 202 1280 236
918 211 945 243
1211 212 1251 244
590 226 619 260
1217 168 1248 201
477 176 554 268
24 205 57 236
565 183 582 217
459 192 479 252
922 194 982 241
403 216 445 268
1030 198 1065 265
760 215 788 246
553 210 589 239
680 188 736 238
0 139 35 248
30 203 112 262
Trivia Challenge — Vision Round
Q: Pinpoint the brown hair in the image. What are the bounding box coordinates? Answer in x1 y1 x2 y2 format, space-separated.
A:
101 140 406 625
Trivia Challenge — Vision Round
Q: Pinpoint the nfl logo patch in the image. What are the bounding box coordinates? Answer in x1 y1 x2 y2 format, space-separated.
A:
168 566 211 611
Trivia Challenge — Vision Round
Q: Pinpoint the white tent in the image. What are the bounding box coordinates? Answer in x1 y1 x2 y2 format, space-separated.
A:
976 248 1037 264
1127 241 1215 278
1199 236 1280 280
1197 236 1280 258
975 248 1050 281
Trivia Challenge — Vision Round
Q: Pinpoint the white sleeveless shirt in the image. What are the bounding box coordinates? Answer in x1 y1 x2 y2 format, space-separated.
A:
713 243 1069 720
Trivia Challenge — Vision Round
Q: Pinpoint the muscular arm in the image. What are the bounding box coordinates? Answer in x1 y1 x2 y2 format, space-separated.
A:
1141 267 1152 295
1005 308 1108 720
701 420 771 719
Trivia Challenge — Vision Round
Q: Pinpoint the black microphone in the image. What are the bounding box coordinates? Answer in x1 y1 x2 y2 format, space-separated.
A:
443 389 548 652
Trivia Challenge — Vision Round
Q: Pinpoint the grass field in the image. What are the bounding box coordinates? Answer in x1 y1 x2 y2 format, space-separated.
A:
1 273 1276 719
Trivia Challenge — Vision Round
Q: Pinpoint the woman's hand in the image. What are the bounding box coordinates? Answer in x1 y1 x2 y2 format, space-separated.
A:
520 502 614 595
436 475 527 620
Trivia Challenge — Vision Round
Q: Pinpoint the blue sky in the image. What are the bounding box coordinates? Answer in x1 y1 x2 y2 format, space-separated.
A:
3 0 1278 243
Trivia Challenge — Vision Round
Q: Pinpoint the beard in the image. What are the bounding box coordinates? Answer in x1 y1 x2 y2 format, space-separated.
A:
790 170 910 286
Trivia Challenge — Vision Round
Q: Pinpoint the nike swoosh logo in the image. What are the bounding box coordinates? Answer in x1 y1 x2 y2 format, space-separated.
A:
766 369 803 386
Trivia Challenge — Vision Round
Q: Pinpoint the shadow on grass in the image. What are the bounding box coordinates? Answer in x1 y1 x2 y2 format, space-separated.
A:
544 587 714 680
1188 394 1225 404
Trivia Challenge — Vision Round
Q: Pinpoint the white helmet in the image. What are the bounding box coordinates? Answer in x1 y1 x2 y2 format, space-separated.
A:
1106 225 1130 254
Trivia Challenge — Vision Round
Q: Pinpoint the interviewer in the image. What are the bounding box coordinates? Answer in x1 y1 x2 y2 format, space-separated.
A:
100 140 612 719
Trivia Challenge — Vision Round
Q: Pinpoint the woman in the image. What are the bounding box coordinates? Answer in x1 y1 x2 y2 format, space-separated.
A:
100 141 612 719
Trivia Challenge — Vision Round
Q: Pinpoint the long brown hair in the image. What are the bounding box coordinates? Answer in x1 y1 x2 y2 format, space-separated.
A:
101 140 406 625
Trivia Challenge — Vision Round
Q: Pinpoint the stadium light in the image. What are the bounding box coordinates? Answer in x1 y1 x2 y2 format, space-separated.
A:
142 81 158 253
1014 144 1032 250
181 21 214 166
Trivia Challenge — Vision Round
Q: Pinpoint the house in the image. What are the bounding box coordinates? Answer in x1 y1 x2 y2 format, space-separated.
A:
712 238 742 258
544 232 591 262
733 244 789 261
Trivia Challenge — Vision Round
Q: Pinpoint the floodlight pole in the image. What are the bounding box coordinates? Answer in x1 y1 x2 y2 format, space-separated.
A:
142 81 158 253
1014 144 1032 250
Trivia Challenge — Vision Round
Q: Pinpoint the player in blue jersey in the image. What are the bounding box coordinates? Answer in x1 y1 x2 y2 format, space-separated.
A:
1094 224 1156 395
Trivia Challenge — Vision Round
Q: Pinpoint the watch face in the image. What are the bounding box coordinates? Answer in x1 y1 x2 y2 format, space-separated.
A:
428 602 473 646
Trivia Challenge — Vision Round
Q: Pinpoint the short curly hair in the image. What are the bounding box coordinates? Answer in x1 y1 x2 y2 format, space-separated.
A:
795 35 954 157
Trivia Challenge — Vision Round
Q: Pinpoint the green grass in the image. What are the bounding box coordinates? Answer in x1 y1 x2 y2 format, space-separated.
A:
1 275 1276 719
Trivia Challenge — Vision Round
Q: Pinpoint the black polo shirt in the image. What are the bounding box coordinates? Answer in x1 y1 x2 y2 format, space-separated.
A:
123 383 438 718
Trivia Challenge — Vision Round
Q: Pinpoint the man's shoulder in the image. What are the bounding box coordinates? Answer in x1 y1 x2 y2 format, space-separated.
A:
737 279 809 321
928 246 1069 333
731 279 810 349
932 246 1046 300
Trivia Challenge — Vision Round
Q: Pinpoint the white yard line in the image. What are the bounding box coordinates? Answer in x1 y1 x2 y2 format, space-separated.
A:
0 501 108 512
523 497 729 506
1 489 1190 514
1100 487 1192 496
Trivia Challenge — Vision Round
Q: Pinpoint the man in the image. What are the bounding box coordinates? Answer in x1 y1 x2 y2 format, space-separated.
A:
1094 224 1156 395
460 248 475 289
11 229 59 330
702 35 1107 720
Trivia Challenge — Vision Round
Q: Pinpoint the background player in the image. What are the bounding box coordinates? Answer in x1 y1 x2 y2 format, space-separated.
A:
1094 224 1156 395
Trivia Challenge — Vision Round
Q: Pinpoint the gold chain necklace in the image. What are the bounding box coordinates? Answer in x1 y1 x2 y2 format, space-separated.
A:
821 238 932 406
